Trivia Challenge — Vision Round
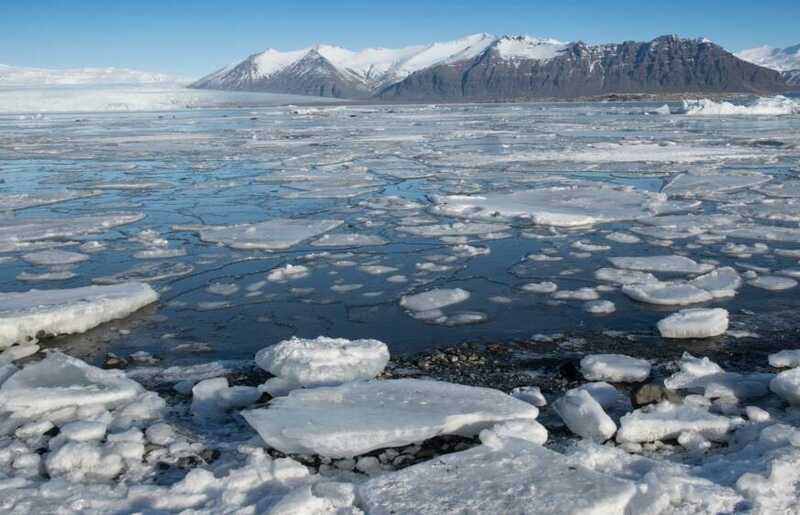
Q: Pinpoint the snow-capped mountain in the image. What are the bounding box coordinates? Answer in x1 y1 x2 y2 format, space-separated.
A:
736 44 800 86
192 33 498 94
192 34 788 99
0 64 175 86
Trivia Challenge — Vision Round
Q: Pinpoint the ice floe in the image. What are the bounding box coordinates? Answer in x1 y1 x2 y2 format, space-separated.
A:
179 219 343 250
657 308 729 339
359 437 635 515
243 379 538 457
255 336 389 395
580 354 651 383
432 185 662 227
0 283 158 348
610 255 714 274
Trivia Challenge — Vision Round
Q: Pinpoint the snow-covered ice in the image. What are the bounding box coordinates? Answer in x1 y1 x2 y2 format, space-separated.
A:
255 336 389 394
359 436 636 515
180 219 343 250
657 308 729 339
0 283 158 348
243 379 538 457
580 354 651 382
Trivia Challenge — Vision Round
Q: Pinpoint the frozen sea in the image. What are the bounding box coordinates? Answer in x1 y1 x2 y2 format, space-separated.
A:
4 86 800 513
2 92 800 368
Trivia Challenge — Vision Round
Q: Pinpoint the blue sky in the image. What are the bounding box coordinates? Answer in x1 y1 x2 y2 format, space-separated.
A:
1 0 798 78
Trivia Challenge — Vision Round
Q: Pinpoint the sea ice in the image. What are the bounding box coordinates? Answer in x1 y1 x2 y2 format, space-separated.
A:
431 185 661 227
310 233 387 247
623 281 713 305
656 308 729 339
359 437 636 515
554 389 617 441
769 368 800 404
610 255 714 274
399 288 470 312
748 276 798 291
21 249 90 266
255 336 389 394
580 354 651 383
616 401 733 443
180 219 343 250
242 379 538 457
769 350 800 369
689 267 742 298
0 352 142 415
0 282 158 348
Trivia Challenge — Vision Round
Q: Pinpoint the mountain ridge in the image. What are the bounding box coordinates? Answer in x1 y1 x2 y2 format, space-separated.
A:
191 34 789 100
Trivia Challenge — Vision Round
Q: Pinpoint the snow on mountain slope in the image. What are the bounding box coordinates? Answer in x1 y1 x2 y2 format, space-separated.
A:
493 35 569 60
0 64 175 85
193 33 502 92
736 44 800 72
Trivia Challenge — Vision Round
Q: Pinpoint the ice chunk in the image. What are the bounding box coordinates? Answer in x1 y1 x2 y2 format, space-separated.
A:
770 368 800 404
581 354 651 383
479 419 548 446
243 379 538 457
616 401 733 443
521 281 558 293
610 255 714 274
657 308 729 339
255 336 389 394
663 171 771 197
432 185 660 227
769 350 800 369
664 353 725 390
359 437 636 515
0 352 142 414
748 276 798 291
585 299 616 314
21 249 90 266
266 264 309 282
623 281 713 305
554 389 617 442
397 222 509 237
0 282 158 348
511 386 547 407
310 233 387 247
191 377 260 420
0 213 144 252
180 218 343 250
594 267 658 285
400 288 470 312
683 96 800 116
689 267 742 298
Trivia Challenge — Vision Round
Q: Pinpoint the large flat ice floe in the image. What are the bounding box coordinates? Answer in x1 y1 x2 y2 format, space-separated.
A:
255 336 389 395
243 379 538 457
431 186 662 227
0 213 144 252
0 282 158 348
178 219 343 250
610 255 714 274
359 436 636 515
